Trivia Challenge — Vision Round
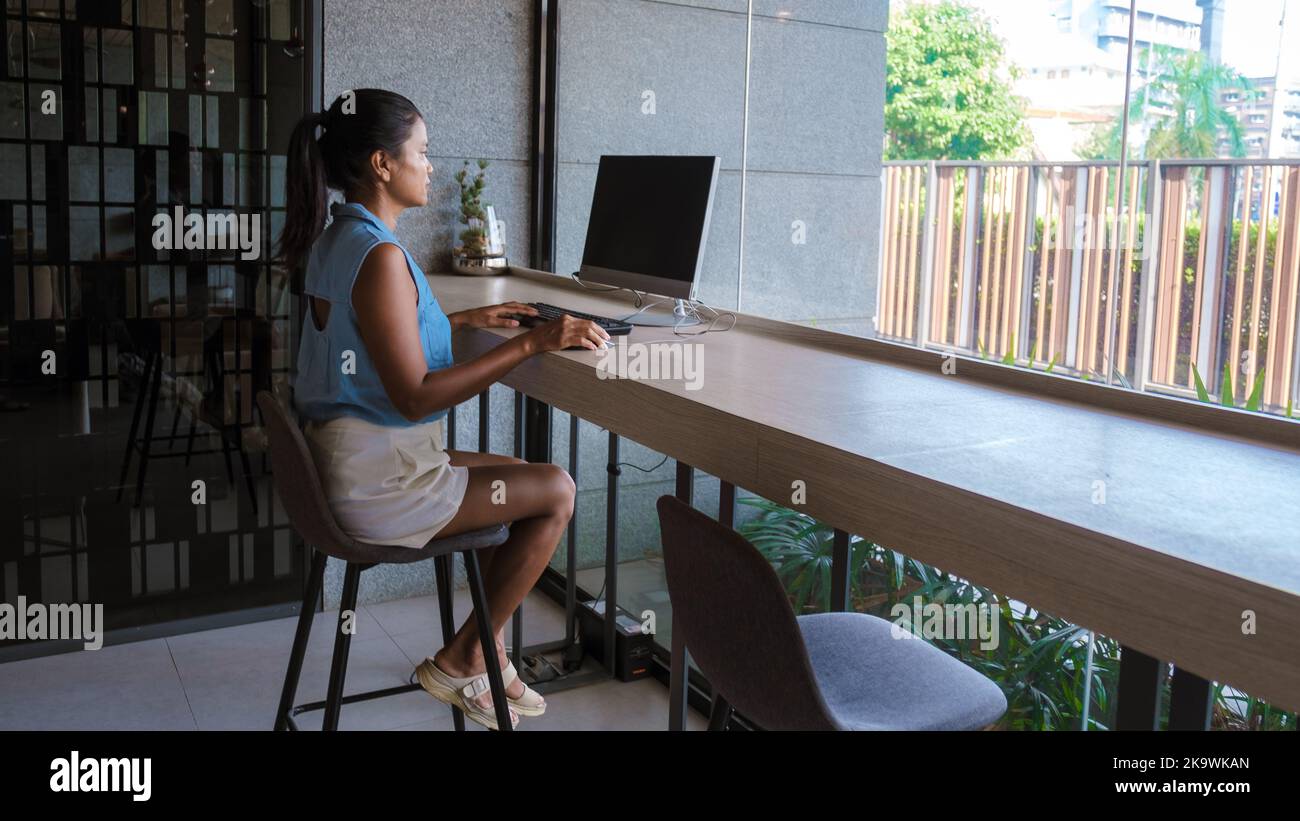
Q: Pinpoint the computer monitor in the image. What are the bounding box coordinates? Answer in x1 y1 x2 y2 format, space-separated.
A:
578 155 720 323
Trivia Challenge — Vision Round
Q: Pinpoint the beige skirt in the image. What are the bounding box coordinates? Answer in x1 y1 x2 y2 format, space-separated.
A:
303 414 469 548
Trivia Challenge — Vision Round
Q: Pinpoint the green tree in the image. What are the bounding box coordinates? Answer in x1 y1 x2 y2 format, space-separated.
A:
1077 46 1253 160
885 0 1030 160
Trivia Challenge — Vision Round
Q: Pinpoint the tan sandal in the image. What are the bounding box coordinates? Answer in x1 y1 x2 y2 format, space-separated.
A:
415 657 519 730
502 660 546 717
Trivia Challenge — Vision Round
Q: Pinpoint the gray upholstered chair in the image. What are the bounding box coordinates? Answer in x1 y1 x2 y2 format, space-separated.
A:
257 391 513 731
656 495 1007 730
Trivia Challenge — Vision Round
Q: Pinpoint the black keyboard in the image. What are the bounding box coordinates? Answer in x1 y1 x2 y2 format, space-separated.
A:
512 302 633 335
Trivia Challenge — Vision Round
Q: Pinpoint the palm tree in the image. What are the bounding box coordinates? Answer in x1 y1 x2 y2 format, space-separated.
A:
1078 46 1253 160
1140 46 1253 158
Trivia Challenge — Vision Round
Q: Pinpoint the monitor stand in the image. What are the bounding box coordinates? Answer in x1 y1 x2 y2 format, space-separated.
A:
622 298 702 328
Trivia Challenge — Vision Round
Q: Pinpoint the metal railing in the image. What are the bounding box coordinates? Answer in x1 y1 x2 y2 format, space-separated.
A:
879 159 1300 416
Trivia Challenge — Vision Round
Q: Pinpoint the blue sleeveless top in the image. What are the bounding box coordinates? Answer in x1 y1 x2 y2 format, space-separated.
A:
293 202 454 427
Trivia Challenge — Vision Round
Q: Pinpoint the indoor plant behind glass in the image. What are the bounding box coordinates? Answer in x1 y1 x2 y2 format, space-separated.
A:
451 159 507 275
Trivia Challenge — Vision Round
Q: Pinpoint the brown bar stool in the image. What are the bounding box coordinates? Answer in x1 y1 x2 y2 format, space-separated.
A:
656 495 1007 730
257 391 513 731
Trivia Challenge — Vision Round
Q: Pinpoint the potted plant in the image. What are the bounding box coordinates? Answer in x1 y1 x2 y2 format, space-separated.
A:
451 159 507 275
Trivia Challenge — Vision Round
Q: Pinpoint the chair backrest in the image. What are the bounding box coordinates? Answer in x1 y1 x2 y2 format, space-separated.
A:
655 495 838 730
256 390 362 561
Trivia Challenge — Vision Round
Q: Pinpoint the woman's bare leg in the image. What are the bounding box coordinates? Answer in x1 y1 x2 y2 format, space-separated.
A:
438 450 531 697
427 451 574 711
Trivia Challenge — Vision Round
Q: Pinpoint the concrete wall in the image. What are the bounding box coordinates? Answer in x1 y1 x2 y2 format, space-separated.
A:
550 0 889 584
318 0 887 606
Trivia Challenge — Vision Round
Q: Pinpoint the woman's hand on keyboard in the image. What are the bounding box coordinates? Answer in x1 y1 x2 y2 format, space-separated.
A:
524 314 610 353
450 301 538 330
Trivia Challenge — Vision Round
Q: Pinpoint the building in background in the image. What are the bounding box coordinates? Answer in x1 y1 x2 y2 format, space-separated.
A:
1219 4 1300 161
1221 77 1300 159
969 0 1201 160
1069 0 1202 56
1262 2 1300 159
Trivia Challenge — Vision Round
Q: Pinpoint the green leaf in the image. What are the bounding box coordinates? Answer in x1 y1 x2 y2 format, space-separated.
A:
1190 362 1211 403
1220 361 1236 407
1244 367 1267 412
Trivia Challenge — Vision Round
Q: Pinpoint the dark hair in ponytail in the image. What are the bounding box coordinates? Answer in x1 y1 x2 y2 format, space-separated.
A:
278 89 424 272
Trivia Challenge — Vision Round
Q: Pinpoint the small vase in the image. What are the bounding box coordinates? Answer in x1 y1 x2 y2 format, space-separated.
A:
451 247 508 276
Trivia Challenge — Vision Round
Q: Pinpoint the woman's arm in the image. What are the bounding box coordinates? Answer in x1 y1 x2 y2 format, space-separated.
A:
447 301 539 332
352 243 608 421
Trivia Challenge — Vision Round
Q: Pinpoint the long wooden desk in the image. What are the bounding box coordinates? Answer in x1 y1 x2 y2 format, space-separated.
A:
432 267 1300 718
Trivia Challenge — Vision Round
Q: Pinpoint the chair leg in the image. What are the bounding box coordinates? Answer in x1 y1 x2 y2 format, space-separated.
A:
220 425 236 485
184 414 197 466
511 607 523 672
433 553 466 732
235 430 259 515
167 402 182 450
275 549 326 730
707 693 733 731
132 353 164 507
116 351 152 502
462 549 512 731
322 561 362 731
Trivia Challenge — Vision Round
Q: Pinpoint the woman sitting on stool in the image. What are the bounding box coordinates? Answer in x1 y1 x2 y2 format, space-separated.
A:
280 89 609 729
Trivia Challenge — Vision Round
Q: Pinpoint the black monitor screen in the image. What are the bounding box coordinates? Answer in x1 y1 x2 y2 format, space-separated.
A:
580 155 718 287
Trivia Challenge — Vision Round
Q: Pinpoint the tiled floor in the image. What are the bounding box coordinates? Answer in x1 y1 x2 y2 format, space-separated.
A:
0 589 705 731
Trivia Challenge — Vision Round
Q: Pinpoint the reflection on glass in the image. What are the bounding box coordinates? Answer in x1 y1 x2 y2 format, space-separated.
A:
24 0 60 18
223 152 236 206
141 0 169 29
105 207 134 259
27 88 59 139
0 143 24 198
83 87 98 141
12 204 25 258
189 150 203 204
27 22 61 80
102 88 118 142
270 155 286 206
171 34 185 90
239 153 259 206
30 143 44 200
189 94 203 148
104 147 134 203
101 29 133 85
3 0 310 649
83 28 98 82
12 265 29 319
153 32 169 87
146 265 170 316
26 262 59 316
1 82 23 138
69 205 101 260
68 146 99 202
139 90 169 146
206 94 220 149
7 20 24 77
206 0 234 35
30 205 46 259
239 98 250 150
155 151 170 206
270 0 292 41
206 38 235 93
